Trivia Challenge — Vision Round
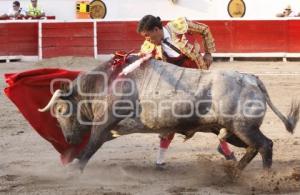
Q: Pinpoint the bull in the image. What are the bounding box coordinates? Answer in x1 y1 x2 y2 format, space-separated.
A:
39 56 299 173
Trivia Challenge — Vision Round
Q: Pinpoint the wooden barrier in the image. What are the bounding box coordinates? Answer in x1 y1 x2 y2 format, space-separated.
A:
287 20 300 52
42 22 94 58
230 20 286 52
97 20 300 55
0 22 38 56
0 19 300 59
97 21 143 54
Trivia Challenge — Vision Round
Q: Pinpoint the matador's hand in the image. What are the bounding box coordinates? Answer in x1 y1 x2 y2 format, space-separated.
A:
203 53 213 68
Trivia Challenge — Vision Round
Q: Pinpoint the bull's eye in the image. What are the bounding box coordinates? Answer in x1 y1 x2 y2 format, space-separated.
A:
54 102 71 117
57 105 65 114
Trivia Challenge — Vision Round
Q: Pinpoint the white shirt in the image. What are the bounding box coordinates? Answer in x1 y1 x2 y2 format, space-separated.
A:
161 27 180 58
7 7 26 17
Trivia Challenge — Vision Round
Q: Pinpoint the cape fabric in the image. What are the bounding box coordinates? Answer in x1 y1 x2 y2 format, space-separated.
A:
4 68 90 164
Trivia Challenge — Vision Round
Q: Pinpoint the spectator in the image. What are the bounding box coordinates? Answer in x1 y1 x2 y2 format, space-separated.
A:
276 5 298 17
0 1 25 19
26 0 45 18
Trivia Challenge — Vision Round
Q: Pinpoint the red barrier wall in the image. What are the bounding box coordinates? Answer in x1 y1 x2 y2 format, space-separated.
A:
0 22 38 56
1 20 300 58
97 21 143 54
204 20 287 52
230 20 287 52
287 20 300 52
42 22 94 58
97 20 299 54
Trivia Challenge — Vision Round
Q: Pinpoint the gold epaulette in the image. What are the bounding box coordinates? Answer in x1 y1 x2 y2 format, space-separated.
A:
167 17 188 34
140 40 155 54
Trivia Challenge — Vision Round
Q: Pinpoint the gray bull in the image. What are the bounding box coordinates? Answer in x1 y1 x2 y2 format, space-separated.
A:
39 57 299 172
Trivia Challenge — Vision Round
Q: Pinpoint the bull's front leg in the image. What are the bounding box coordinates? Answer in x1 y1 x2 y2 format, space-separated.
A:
76 116 120 171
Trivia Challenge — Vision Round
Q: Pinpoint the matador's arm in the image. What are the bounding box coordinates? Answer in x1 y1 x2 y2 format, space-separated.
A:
186 20 216 54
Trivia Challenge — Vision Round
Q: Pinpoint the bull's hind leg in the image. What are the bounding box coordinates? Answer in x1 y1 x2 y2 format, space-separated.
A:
226 146 258 179
233 127 273 170
236 147 258 170
257 131 273 169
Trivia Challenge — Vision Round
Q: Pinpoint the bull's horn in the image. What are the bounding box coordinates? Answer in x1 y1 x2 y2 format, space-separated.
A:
38 89 62 112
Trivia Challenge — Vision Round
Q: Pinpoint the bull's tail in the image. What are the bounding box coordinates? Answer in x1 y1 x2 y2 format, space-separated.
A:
256 77 300 134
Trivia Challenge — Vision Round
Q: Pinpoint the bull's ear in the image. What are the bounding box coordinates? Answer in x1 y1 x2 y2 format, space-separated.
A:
60 81 70 95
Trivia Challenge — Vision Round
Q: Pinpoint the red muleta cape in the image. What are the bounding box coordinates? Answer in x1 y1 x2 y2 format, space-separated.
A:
4 68 90 165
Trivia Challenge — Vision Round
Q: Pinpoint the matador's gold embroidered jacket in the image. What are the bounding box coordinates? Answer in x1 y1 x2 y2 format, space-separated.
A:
140 17 216 69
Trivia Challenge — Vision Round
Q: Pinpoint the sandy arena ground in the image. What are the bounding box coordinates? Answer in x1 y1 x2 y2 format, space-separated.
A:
0 57 300 195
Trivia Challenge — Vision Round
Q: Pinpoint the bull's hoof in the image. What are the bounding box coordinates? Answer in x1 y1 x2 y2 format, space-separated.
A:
223 162 241 180
230 168 241 180
155 162 166 171
65 160 85 178
67 159 86 173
